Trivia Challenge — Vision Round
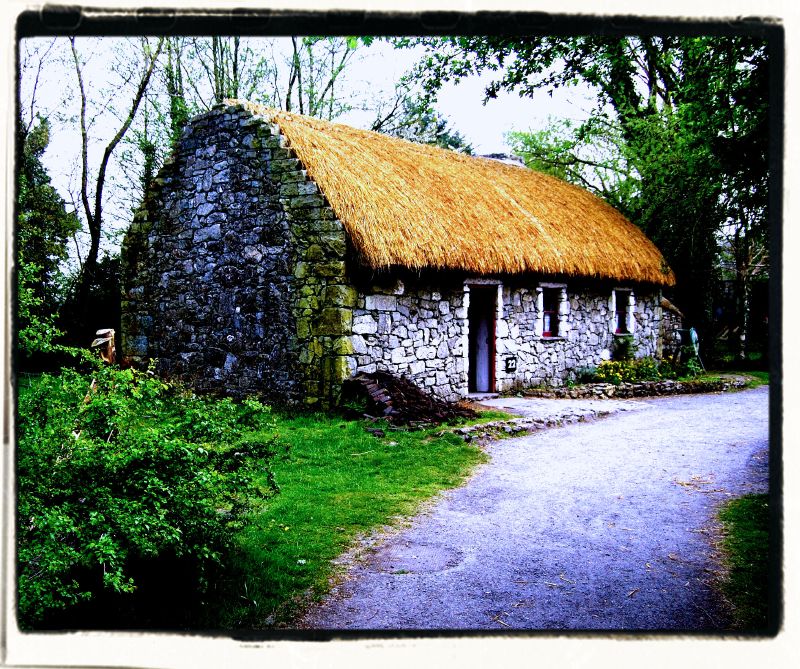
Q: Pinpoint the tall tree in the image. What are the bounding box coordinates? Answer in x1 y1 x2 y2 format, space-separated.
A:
163 36 190 146
17 117 81 309
281 36 360 119
65 36 164 342
371 94 473 152
17 116 81 358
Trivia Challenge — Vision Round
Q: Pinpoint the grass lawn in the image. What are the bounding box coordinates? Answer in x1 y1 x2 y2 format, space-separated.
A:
216 411 491 628
740 370 770 387
686 369 769 388
717 493 772 631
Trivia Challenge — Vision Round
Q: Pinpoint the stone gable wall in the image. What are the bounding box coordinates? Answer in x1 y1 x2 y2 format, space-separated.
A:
121 103 355 406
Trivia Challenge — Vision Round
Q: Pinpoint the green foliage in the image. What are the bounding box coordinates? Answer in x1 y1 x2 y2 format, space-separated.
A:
654 356 681 380
589 352 717 385
17 116 81 359
684 354 703 378
717 494 771 631
592 357 662 385
507 116 638 211
16 364 280 628
612 334 636 361
17 259 66 356
17 116 81 303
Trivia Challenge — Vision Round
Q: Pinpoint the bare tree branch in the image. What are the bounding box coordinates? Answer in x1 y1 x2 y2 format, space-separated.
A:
93 38 164 238
70 37 94 237
23 37 57 132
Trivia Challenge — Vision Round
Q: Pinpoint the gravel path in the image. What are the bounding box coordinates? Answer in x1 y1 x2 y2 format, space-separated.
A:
298 386 769 631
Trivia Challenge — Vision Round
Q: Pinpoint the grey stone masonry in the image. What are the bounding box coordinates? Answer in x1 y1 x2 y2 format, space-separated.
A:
493 281 661 391
351 277 468 402
349 275 662 400
121 103 354 406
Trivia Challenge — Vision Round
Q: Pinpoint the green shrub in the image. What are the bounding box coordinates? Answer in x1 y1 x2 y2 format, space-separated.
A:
655 356 681 379
684 354 703 378
16 363 281 628
574 367 597 383
593 357 662 384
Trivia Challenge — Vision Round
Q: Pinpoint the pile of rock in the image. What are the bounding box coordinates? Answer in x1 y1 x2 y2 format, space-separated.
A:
342 371 477 426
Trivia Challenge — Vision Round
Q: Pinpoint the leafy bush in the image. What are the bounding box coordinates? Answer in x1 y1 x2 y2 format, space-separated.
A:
574 366 598 383
655 356 681 379
592 357 662 384
656 348 704 380
678 346 704 377
16 363 281 628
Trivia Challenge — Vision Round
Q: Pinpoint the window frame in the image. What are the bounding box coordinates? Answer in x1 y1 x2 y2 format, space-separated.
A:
612 288 635 335
542 288 561 338
536 283 568 339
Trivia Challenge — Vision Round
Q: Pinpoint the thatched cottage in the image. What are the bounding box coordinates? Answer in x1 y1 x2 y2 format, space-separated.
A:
121 100 675 407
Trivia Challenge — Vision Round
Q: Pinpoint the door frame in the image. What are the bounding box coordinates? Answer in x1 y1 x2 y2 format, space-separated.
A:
467 283 497 393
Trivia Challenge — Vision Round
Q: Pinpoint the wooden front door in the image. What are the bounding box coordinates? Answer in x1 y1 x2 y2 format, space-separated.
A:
468 286 496 393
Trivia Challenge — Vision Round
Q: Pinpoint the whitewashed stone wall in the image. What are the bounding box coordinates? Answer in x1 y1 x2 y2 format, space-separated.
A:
350 278 662 398
350 279 468 401
493 284 662 391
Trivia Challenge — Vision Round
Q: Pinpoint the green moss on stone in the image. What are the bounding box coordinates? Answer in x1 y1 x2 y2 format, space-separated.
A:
324 284 358 307
294 262 309 279
328 356 351 383
332 336 354 355
314 261 346 278
305 244 325 262
313 308 352 336
296 317 311 339
319 233 347 257
296 295 319 311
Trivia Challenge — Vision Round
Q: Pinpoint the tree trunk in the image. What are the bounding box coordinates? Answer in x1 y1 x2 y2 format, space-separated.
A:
66 37 163 341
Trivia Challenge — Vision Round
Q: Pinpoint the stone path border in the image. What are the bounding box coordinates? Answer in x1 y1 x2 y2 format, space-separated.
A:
451 403 633 441
519 376 749 400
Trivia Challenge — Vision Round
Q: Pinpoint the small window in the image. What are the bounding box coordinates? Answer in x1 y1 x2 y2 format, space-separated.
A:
615 290 631 334
542 288 560 337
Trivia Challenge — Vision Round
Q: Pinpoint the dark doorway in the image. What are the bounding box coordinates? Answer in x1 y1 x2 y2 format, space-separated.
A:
468 286 496 393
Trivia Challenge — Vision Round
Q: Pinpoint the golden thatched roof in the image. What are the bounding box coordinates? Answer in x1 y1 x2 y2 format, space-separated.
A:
230 100 674 286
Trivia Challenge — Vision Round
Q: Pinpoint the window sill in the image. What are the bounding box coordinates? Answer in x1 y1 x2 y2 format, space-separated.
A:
613 332 634 337
538 336 566 342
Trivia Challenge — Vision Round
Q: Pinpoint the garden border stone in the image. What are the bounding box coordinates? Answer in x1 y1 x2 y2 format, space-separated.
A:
518 377 749 399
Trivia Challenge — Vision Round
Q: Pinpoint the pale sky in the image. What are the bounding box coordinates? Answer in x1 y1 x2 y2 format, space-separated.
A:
337 38 595 154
